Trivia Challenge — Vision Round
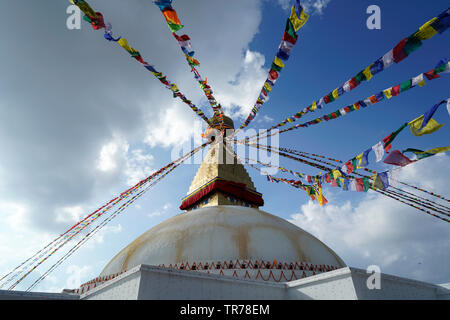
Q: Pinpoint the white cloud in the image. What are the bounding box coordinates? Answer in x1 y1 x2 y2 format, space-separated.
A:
0 202 29 232
288 155 450 284
148 203 173 219
87 224 123 246
65 265 93 289
124 149 155 186
277 0 332 15
55 205 84 224
144 103 204 149
96 137 129 173
215 49 268 120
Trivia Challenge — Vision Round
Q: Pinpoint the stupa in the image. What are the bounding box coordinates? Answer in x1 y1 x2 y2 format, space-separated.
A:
58 116 449 300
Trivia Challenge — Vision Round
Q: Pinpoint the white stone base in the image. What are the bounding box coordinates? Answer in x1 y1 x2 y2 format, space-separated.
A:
79 264 450 300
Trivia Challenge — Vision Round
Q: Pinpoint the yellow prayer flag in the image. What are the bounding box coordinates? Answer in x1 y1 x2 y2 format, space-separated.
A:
418 146 450 155
273 57 285 69
409 115 444 136
289 5 309 32
332 88 339 99
363 65 373 81
355 153 363 168
414 18 438 40
264 82 272 92
383 88 392 99
316 187 325 206
70 0 98 18
311 101 317 110
118 38 133 52
332 169 342 180
371 174 384 190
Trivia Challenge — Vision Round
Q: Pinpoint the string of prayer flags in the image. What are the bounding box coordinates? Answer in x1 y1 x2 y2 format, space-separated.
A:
339 98 449 172
237 0 308 131
153 0 225 129
242 8 450 142
382 123 408 153
403 146 450 160
265 61 450 139
69 0 211 125
247 144 450 220
273 146 450 203
5 139 211 290
25 144 206 292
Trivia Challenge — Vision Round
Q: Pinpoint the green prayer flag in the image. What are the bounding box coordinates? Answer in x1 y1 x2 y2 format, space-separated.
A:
167 22 184 33
285 19 298 40
355 71 366 83
384 123 407 148
435 64 447 74
402 148 433 160
328 93 335 102
403 35 423 55
271 64 282 72
83 15 92 23
400 80 412 92
363 177 371 192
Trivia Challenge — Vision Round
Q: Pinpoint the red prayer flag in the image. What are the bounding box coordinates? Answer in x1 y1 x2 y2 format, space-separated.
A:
424 70 440 80
135 55 146 64
282 31 297 45
383 150 414 167
355 178 365 192
345 161 353 174
173 34 190 42
269 69 279 80
391 85 401 96
323 95 330 104
393 38 407 63
369 95 378 104
349 78 357 89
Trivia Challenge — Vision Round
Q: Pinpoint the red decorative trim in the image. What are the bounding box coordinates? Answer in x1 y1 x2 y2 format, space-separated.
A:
180 177 264 210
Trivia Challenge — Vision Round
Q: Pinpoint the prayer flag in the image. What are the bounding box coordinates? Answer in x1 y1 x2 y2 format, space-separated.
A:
372 141 385 162
383 150 414 166
289 3 309 32
409 115 443 136
411 74 425 87
414 18 438 40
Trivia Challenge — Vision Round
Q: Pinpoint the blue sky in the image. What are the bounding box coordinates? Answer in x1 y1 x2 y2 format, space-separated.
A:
0 0 449 292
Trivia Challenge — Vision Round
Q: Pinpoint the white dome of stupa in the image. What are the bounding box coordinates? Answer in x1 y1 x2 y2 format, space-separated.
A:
100 205 345 276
